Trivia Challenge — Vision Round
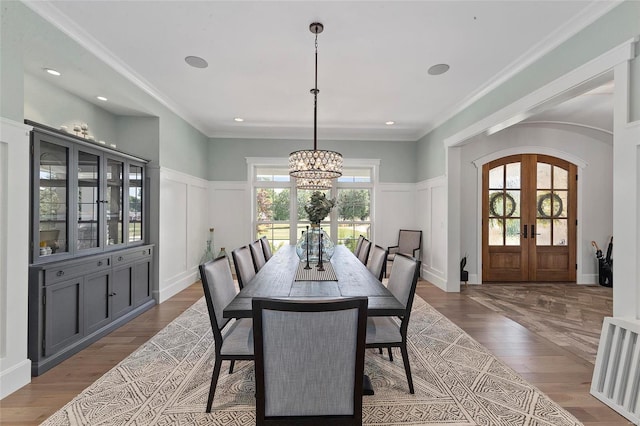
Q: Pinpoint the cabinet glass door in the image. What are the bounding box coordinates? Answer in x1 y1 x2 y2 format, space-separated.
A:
77 151 101 250
39 141 69 256
128 164 143 242
106 159 124 246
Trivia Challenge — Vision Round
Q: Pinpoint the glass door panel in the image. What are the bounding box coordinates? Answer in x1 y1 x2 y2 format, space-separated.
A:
77 151 100 250
39 141 69 256
107 159 124 245
128 165 143 242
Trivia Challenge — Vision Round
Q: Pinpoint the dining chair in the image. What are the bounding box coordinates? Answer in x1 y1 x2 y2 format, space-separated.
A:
367 245 388 281
199 256 254 412
386 229 422 277
232 245 256 290
259 236 272 261
357 238 372 266
250 239 267 271
366 253 420 394
252 297 368 426
353 235 365 257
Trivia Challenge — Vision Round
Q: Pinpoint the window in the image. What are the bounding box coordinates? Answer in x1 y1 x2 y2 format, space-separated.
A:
250 160 378 253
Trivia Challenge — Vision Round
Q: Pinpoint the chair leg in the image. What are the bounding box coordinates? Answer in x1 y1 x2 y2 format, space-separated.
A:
378 348 383 355
229 360 235 374
400 344 414 394
206 357 223 413
387 347 393 362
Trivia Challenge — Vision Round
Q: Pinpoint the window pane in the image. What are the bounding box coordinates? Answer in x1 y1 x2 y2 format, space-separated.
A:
255 167 290 182
337 223 370 252
107 159 124 245
537 191 564 219
39 141 68 255
554 166 568 189
337 189 370 221
256 223 290 252
554 219 568 246
536 219 551 245
537 163 551 189
488 218 503 246
337 168 371 183
489 191 504 217
507 190 520 217
489 166 504 189
77 151 100 250
505 163 520 189
556 190 568 218
505 219 520 246
257 188 290 221
128 165 143 242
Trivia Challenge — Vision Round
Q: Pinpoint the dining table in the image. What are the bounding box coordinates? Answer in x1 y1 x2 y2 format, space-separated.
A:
223 244 404 319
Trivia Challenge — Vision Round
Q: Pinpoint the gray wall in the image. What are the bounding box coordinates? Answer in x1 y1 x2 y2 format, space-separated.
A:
209 137 417 183
416 1 640 181
0 1 24 122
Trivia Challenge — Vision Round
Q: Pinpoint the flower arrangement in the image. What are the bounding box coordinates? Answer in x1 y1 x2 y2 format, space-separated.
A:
304 191 336 225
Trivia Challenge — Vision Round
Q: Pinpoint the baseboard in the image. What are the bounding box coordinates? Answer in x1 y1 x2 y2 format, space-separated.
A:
422 266 447 291
0 358 31 399
157 269 198 303
579 274 598 285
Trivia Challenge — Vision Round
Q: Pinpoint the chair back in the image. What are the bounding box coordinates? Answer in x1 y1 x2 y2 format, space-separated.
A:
250 240 267 271
260 236 272 261
354 235 365 257
252 297 367 425
199 256 238 347
357 238 371 265
232 246 256 289
367 245 387 281
387 253 421 318
397 229 422 257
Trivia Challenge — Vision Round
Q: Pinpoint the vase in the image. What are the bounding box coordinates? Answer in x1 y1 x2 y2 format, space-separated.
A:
295 224 335 263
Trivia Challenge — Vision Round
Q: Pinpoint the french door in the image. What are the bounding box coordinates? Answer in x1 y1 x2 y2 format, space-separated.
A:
482 154 577 282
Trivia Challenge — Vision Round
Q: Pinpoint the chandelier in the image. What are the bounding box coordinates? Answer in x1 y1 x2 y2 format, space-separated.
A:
289 22 343 188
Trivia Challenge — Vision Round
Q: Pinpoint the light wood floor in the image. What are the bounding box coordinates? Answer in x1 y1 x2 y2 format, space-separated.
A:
0 280 631 425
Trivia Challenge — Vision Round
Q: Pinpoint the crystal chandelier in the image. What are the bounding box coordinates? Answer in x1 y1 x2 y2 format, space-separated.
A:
289 22 343 188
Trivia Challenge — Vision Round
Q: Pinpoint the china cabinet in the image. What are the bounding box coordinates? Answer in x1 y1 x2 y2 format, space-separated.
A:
26 121 155 375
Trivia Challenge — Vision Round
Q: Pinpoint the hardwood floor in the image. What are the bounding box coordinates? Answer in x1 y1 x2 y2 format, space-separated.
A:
0 280 630 425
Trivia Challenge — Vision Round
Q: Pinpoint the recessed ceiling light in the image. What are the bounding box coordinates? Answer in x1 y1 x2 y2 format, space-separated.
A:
385 121 395 126
428 64 450 76
96 96 108 101
234 117 244 122
44 68 61 76
185 56 208 69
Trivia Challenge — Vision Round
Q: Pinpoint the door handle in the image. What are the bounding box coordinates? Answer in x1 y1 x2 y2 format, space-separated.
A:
522 224 527 238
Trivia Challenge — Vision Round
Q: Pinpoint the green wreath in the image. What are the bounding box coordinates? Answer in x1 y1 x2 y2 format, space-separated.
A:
489 192 516 217
537 192 563 218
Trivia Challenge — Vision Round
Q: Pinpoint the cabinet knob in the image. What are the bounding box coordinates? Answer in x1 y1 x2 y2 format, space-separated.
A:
97 261 103 266
108 292 117 297
56 270 64 277
118 256 124 261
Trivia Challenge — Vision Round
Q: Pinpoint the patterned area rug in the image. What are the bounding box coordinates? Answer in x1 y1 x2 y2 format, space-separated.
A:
42 295 582 425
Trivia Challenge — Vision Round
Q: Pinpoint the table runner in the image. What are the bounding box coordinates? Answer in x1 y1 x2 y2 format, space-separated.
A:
295 261 338 281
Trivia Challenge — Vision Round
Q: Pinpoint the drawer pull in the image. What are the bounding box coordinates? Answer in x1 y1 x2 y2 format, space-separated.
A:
108 292 117 297
56 270 64 277
118 256 124 261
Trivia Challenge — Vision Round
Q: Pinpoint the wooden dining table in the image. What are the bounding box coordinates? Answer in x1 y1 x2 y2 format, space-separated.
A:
223 244 404 319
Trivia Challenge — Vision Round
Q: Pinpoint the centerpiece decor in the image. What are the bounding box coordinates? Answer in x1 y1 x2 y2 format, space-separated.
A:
296 191 336 263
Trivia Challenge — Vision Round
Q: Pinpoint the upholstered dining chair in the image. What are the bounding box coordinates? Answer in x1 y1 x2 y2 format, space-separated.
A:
386 229 422 277
366 253 420 394
252 297 368 426
357 238 372 266
353 235 365 257
199 256 254 412
259 236 272 261
367 245 388 281
250 239 267 271
232 245 256 290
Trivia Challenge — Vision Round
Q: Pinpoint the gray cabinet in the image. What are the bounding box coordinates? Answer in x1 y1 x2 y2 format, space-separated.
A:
28 245 155 375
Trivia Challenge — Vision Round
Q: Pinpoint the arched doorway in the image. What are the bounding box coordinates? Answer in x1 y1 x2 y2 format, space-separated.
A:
482 154 577 282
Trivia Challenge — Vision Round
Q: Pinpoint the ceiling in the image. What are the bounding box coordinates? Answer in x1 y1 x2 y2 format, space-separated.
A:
21 1 618 141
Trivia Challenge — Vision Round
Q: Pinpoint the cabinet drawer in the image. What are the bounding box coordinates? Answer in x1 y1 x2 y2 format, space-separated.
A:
112 247 152 266
44 256 111 284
